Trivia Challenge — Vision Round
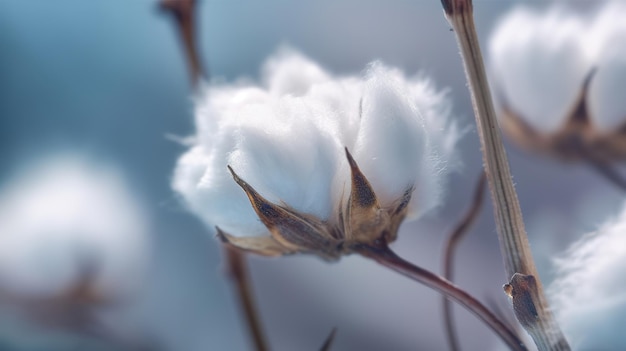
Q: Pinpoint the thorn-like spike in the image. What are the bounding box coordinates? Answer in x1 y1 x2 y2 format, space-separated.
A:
343 148 388 243
216 226 295 257
227 166 339 257
344 148 378 209
319 327 338 351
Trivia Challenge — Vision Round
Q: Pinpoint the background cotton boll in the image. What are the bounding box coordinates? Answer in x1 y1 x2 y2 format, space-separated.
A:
0 155 149 300
354 64 431 217
549 204 626 349
488 7 589 133
262 48 330 97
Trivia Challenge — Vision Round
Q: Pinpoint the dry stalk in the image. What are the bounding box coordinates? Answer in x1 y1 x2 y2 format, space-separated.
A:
439 0 570 349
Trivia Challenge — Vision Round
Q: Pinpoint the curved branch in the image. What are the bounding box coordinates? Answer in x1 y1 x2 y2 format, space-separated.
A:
442 173 486 351
355 243 526 351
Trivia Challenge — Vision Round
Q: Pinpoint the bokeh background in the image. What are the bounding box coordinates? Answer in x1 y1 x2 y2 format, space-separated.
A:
0 1 622 350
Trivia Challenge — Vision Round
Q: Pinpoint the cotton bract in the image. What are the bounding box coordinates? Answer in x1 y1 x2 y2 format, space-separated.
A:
173 49 460 259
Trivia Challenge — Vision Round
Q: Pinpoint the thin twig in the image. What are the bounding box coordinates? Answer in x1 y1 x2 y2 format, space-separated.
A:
224 245 270 351
439 1 570 349
318 328 338 351
354 242 526 351
441 173 486 351
159 0 206 85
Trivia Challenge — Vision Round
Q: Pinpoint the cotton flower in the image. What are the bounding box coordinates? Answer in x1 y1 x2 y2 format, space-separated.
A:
173 48 460 259
549 203 626 349
488 2 626 161
0 155 149 301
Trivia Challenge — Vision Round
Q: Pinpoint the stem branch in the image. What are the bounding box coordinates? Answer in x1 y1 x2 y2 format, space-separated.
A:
355 243 526 351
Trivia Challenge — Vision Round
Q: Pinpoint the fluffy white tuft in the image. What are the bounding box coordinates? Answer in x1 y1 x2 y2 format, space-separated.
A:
173 49 461 237
549 203 626 349
0 155 149 298
489 2 626 134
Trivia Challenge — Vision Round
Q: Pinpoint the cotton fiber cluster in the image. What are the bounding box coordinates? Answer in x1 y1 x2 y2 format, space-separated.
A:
549 204 626 349
489 2 626 134
173 48 460 241
0 155 149 298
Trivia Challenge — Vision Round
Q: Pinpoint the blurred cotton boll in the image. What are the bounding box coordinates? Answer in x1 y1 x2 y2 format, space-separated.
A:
172 48 460 256
548 204 626 349
487 2 626 161
0 155 149 302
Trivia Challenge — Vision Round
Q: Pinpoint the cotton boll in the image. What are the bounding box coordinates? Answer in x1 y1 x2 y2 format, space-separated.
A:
353 64 431 218
489 7 589 133
173 48 461 248
0 156 149 299
549 204 626 348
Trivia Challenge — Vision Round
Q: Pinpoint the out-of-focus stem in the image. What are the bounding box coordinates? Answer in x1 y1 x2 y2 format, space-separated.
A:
355 243 526 351
224 245 270 351
159 0 206 86
441 173 486 351
440 0 570 349
318 328 337 351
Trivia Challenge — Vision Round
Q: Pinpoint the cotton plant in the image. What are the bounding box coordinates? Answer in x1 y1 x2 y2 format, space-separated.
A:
0 155 149 304
170 44 531 347
488 1 626 163
549 204 626 349
173 48 461 259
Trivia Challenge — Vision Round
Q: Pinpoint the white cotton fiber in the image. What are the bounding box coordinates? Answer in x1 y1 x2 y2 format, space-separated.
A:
549 203 626 349
0 155 149 298
353 64 428 216
173 48 461 237
488 7 589 133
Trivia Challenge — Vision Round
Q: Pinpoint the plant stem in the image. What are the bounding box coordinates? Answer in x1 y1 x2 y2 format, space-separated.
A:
355 243 526 351
224 245 270 351
159 0 206 86
440 1 570 349
318 328 338 351
442 173 486 351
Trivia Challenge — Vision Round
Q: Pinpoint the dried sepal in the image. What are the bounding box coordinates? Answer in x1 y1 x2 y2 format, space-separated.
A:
216 227 295 257
227 166 342 259
343 148 389 243
384 187 413 243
